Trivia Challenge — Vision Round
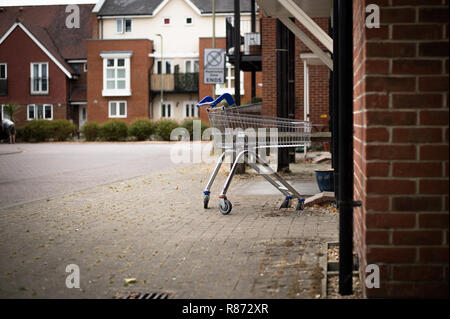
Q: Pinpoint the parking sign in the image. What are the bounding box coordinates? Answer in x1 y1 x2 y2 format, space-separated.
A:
204 48 225 84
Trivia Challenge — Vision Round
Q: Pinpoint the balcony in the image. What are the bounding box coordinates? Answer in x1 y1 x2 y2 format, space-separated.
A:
0 79 7 96
151 72 198 94
226 17 262 72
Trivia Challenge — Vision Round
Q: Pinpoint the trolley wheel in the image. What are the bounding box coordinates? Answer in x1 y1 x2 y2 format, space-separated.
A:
280 198 291 209
219 199 232 215
203 194 210 209
296 201 305 211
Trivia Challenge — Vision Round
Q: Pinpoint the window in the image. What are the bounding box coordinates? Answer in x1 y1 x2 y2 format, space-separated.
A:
83 63 87 72
185 60 199 73
216 61 244 96
116 19 132 33
163 17 171 25
27 104 53 120
0 105 10 120
30 62 49 94
156 60 173 74
125 19 132 32
0 63 6 79
116 19 123 33
101 52 132 96
185 17 193 25
109 101 127 118
161 103 171 118
184 102 198 118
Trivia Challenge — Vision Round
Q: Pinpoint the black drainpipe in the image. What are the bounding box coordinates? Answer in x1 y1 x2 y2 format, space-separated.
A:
336 0 357 295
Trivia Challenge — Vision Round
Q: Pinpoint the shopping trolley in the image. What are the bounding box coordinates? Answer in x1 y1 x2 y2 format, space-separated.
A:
196 93 312 215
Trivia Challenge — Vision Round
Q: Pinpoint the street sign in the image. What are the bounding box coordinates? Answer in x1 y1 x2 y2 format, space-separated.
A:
204 48 225 84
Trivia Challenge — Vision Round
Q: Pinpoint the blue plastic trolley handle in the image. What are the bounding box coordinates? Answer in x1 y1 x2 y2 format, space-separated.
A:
196 93 235 108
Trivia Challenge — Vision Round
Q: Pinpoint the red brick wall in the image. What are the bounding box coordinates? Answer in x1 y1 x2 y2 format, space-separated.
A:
353 0 449 298
198 37 262 124
261 16 330 125
0 25 69 126
86 39 153 124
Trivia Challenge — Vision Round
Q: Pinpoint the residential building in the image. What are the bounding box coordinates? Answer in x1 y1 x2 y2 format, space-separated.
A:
91 0 261 123
0 4 94 128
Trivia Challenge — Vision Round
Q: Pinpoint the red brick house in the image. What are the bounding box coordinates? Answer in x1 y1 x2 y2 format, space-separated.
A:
0 5 94 128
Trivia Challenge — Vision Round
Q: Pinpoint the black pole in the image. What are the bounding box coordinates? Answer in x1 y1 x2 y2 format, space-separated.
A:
251 0 256 101
337 0 354 295
332 0 339 197
234 0 241 106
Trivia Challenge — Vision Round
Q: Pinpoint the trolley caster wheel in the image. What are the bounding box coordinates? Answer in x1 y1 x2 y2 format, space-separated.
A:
203 194 210 209
219 198 232 215
280 198 291 209
296 200 305 211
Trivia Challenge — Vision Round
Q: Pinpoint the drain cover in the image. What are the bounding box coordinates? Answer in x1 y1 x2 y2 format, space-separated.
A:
114 292 170 299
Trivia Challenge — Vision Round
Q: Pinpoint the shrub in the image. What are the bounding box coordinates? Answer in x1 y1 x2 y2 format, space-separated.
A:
49 120 77 141
155 119 179 141
128 119 156 141
81 122 100 141
181 119 209 140
99 120 128 141
20 120 52 142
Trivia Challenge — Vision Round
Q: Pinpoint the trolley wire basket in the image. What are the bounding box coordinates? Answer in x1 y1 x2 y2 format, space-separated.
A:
197 93 312 215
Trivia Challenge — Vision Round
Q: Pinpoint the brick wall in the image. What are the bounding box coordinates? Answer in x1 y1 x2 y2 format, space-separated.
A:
198 37 262 124
86 39 153 124
353 0 449 298
262 16 330 125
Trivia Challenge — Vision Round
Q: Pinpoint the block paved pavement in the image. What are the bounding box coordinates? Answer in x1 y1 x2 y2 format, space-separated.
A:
0 161 338 299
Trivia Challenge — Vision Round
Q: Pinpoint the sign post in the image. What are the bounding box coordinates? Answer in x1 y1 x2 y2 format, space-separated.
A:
204 48 225 85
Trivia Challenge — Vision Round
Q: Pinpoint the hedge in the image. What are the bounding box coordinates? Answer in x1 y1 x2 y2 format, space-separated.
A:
180 119 209 140
128 119 156 141
155 119 179 141
50 120 77 141
99 120 128 141
81 122 100 141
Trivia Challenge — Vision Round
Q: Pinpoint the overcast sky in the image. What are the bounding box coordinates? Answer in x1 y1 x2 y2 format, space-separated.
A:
0 0 97 6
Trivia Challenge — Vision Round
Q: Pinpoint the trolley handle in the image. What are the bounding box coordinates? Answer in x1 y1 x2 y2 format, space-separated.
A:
196 93 235 109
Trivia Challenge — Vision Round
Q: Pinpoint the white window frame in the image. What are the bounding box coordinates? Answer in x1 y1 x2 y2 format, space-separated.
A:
108 100 127 118
184 101 198 118
160 102 172 118
0 104 10 120
27 104 53 120
101 52 132 96
184 59 199 73
116 19 132 34
185 16 193 26
116 19 123 33
83 62 87 72
30 62 49 94
0 63 7 79
215 62 244 96
155 60 173 74
162 17 172 26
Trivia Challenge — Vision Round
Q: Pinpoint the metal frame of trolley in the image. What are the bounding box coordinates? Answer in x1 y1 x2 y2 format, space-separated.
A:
197 93 312 215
